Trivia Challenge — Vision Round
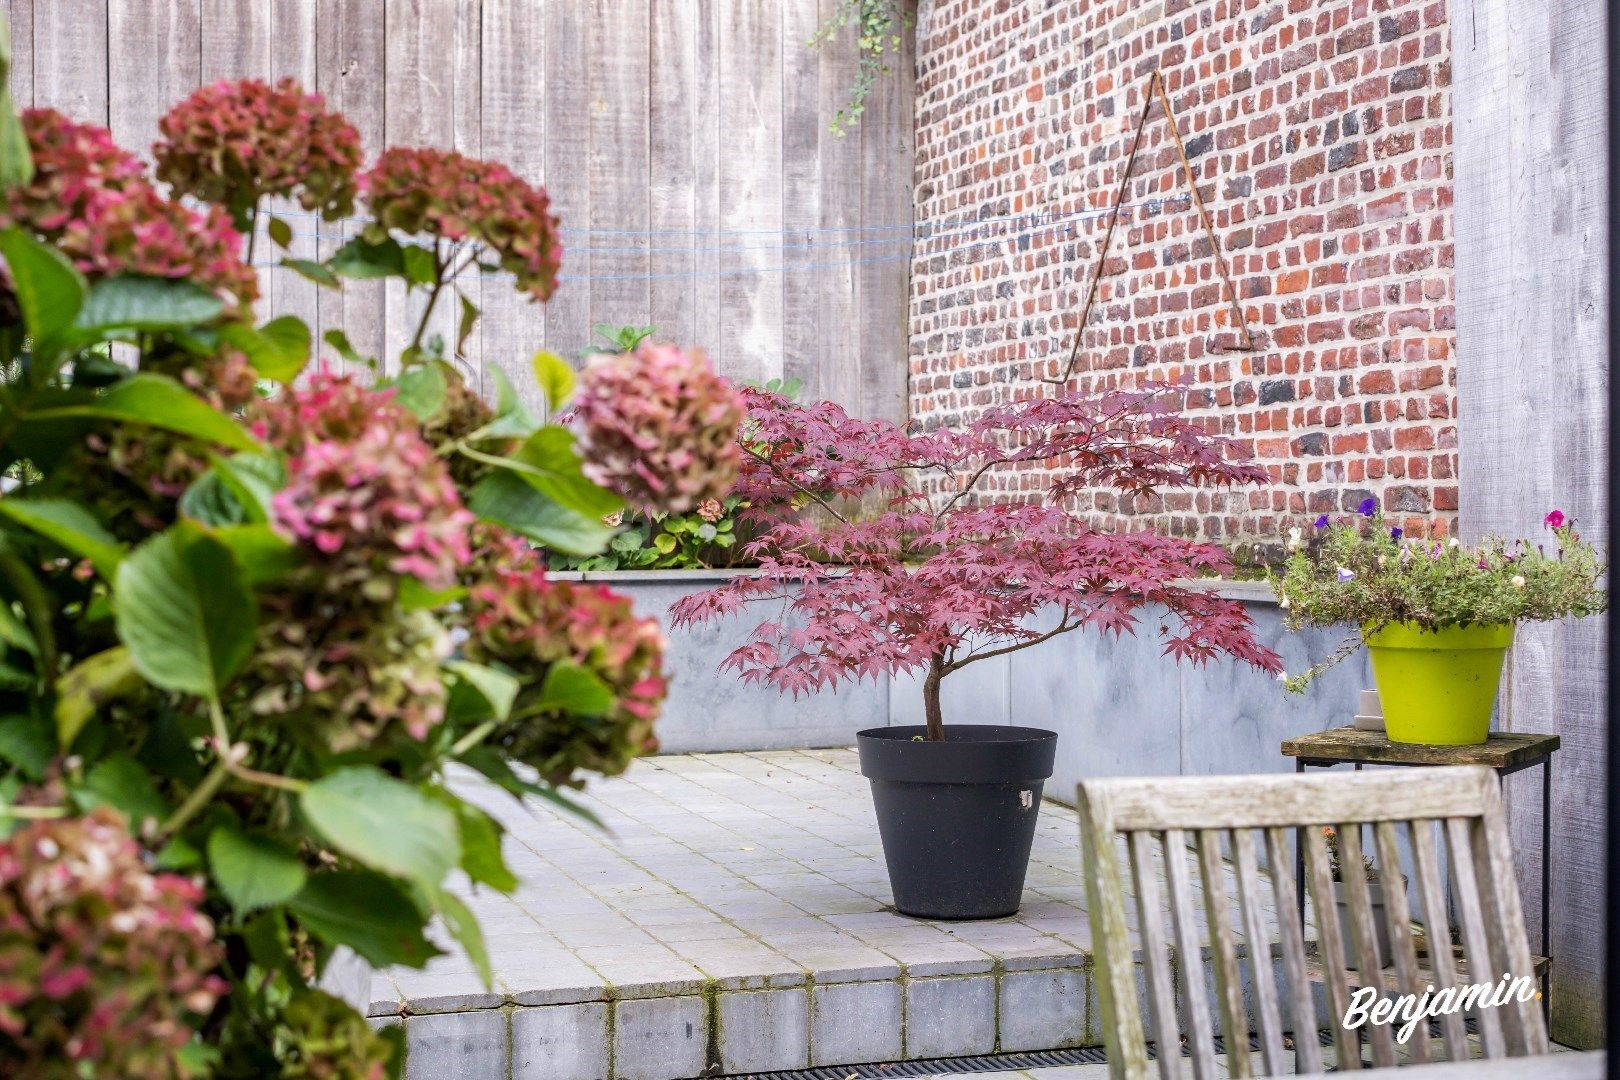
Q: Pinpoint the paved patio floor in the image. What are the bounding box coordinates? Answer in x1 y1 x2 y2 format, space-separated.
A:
372 749 1266 1079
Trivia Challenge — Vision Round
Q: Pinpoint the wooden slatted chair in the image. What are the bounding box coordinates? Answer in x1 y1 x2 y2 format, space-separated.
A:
1077 766 1549 1078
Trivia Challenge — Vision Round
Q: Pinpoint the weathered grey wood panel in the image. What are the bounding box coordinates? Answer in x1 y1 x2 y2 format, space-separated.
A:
315 0 387 367
11 1 912 421
3 0 32 109
478 0 546 407
33 0 107 123
1452 0 1608 1051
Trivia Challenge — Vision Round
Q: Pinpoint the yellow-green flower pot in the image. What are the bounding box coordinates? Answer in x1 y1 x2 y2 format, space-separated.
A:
1362 622 1513 745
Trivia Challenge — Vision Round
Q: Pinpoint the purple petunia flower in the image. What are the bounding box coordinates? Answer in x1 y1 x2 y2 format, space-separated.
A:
1313 514 1330 529
1390 527 1403 540
1545 509 1566 529
1357 497 1378 517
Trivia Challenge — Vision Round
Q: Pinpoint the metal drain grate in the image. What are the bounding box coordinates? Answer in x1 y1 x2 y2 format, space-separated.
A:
717 1029 1358 1079
720 1046 1110 1079
716 1023 1475 1079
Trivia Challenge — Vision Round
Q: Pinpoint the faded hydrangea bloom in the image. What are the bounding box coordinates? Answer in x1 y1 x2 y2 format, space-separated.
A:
363 147 562 300
251 600 452 751
154 78 363 220
3 109 258 309
243 371 473 750
463 532 666 787
256 370 474 595
571 343 745 514
0 808 226 1078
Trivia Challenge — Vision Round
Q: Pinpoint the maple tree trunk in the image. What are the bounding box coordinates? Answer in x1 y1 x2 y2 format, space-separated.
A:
922 655 946 741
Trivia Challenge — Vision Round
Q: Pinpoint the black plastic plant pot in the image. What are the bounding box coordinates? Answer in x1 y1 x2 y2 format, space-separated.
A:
856 724 1058 920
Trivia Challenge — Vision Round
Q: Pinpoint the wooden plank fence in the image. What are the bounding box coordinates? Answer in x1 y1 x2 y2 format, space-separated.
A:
3 0 914 421
1452 0 1608 1050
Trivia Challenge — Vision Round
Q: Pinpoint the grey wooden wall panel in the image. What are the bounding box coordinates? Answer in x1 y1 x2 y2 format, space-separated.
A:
108 0 201 157
11 0 913 422
856 4 912 423
1452 0 1608 1051
587 0 651 348
33 0 107 123
315 0 386 367
647 0 699 351
4 0 33 107
200 0 270 81
716 1 784 388
814 0 863 411
477 0 546 409
687 2 723 375
779 0 822 395
539 0 592 387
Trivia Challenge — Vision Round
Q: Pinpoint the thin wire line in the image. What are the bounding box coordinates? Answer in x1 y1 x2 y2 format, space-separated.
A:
257 194 1193 242
254 196 1195 266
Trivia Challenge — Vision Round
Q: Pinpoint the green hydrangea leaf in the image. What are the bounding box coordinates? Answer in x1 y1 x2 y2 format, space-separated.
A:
290 870 439 968
208 826 308 913
115 522 256 699
301 767 460 891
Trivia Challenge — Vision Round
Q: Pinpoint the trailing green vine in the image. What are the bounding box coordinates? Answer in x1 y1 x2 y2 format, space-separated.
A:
808 0 912 137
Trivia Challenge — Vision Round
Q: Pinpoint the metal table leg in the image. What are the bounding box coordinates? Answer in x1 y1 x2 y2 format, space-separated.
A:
1541 757 1552 1024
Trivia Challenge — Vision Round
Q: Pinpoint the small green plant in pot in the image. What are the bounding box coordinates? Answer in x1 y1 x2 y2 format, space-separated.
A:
1276 500 1605 745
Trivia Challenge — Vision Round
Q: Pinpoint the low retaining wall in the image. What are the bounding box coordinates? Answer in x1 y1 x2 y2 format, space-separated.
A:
565 572 1371 796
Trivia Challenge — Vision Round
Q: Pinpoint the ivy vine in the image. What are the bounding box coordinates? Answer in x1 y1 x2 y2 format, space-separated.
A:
808 0 913 137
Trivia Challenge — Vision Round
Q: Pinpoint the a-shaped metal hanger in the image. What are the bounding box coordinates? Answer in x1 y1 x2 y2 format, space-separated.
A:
1041 69 1259 386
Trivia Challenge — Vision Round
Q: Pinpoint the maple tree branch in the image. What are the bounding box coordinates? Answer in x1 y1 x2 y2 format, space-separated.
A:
742 443 853 526
945 613 1079 674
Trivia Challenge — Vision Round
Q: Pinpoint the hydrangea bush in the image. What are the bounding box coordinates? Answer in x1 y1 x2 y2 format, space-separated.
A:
1275 500 1606 690
672 386 1284 738
0 61 721 1074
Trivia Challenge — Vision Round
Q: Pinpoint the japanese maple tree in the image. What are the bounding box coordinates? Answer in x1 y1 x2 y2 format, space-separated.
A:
670 385 1285 740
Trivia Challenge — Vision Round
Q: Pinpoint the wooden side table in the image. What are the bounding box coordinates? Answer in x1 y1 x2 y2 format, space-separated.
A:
1281 727 1560 1020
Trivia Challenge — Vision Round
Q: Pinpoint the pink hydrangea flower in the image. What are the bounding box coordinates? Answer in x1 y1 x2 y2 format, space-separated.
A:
363 147 562 300
463 531 666 787
570 343 745 514
154 78 363 220
256 369 474 594
2 110 257 310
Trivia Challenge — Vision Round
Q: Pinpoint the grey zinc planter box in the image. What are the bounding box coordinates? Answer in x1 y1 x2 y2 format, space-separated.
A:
558 572 1367 787
550 570 891 754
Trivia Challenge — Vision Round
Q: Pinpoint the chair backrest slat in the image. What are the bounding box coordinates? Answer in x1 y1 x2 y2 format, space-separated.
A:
1408 818 1471 1058
1445 815 1507 1056
1127 830 1183 1080
1078 766 1548 1079
1337 825 1399 1067
1302 822 1364 1071
1196 830 1253 1078
1161 829 1218 1080
1372 820 1431 1065
1475 778 1549 1055
1230 828 1288 1074
1262 826 1323 1074
1078 783 1151 1080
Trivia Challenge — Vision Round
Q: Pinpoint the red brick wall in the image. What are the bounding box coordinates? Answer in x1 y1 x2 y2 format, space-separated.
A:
908 0 1456 546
